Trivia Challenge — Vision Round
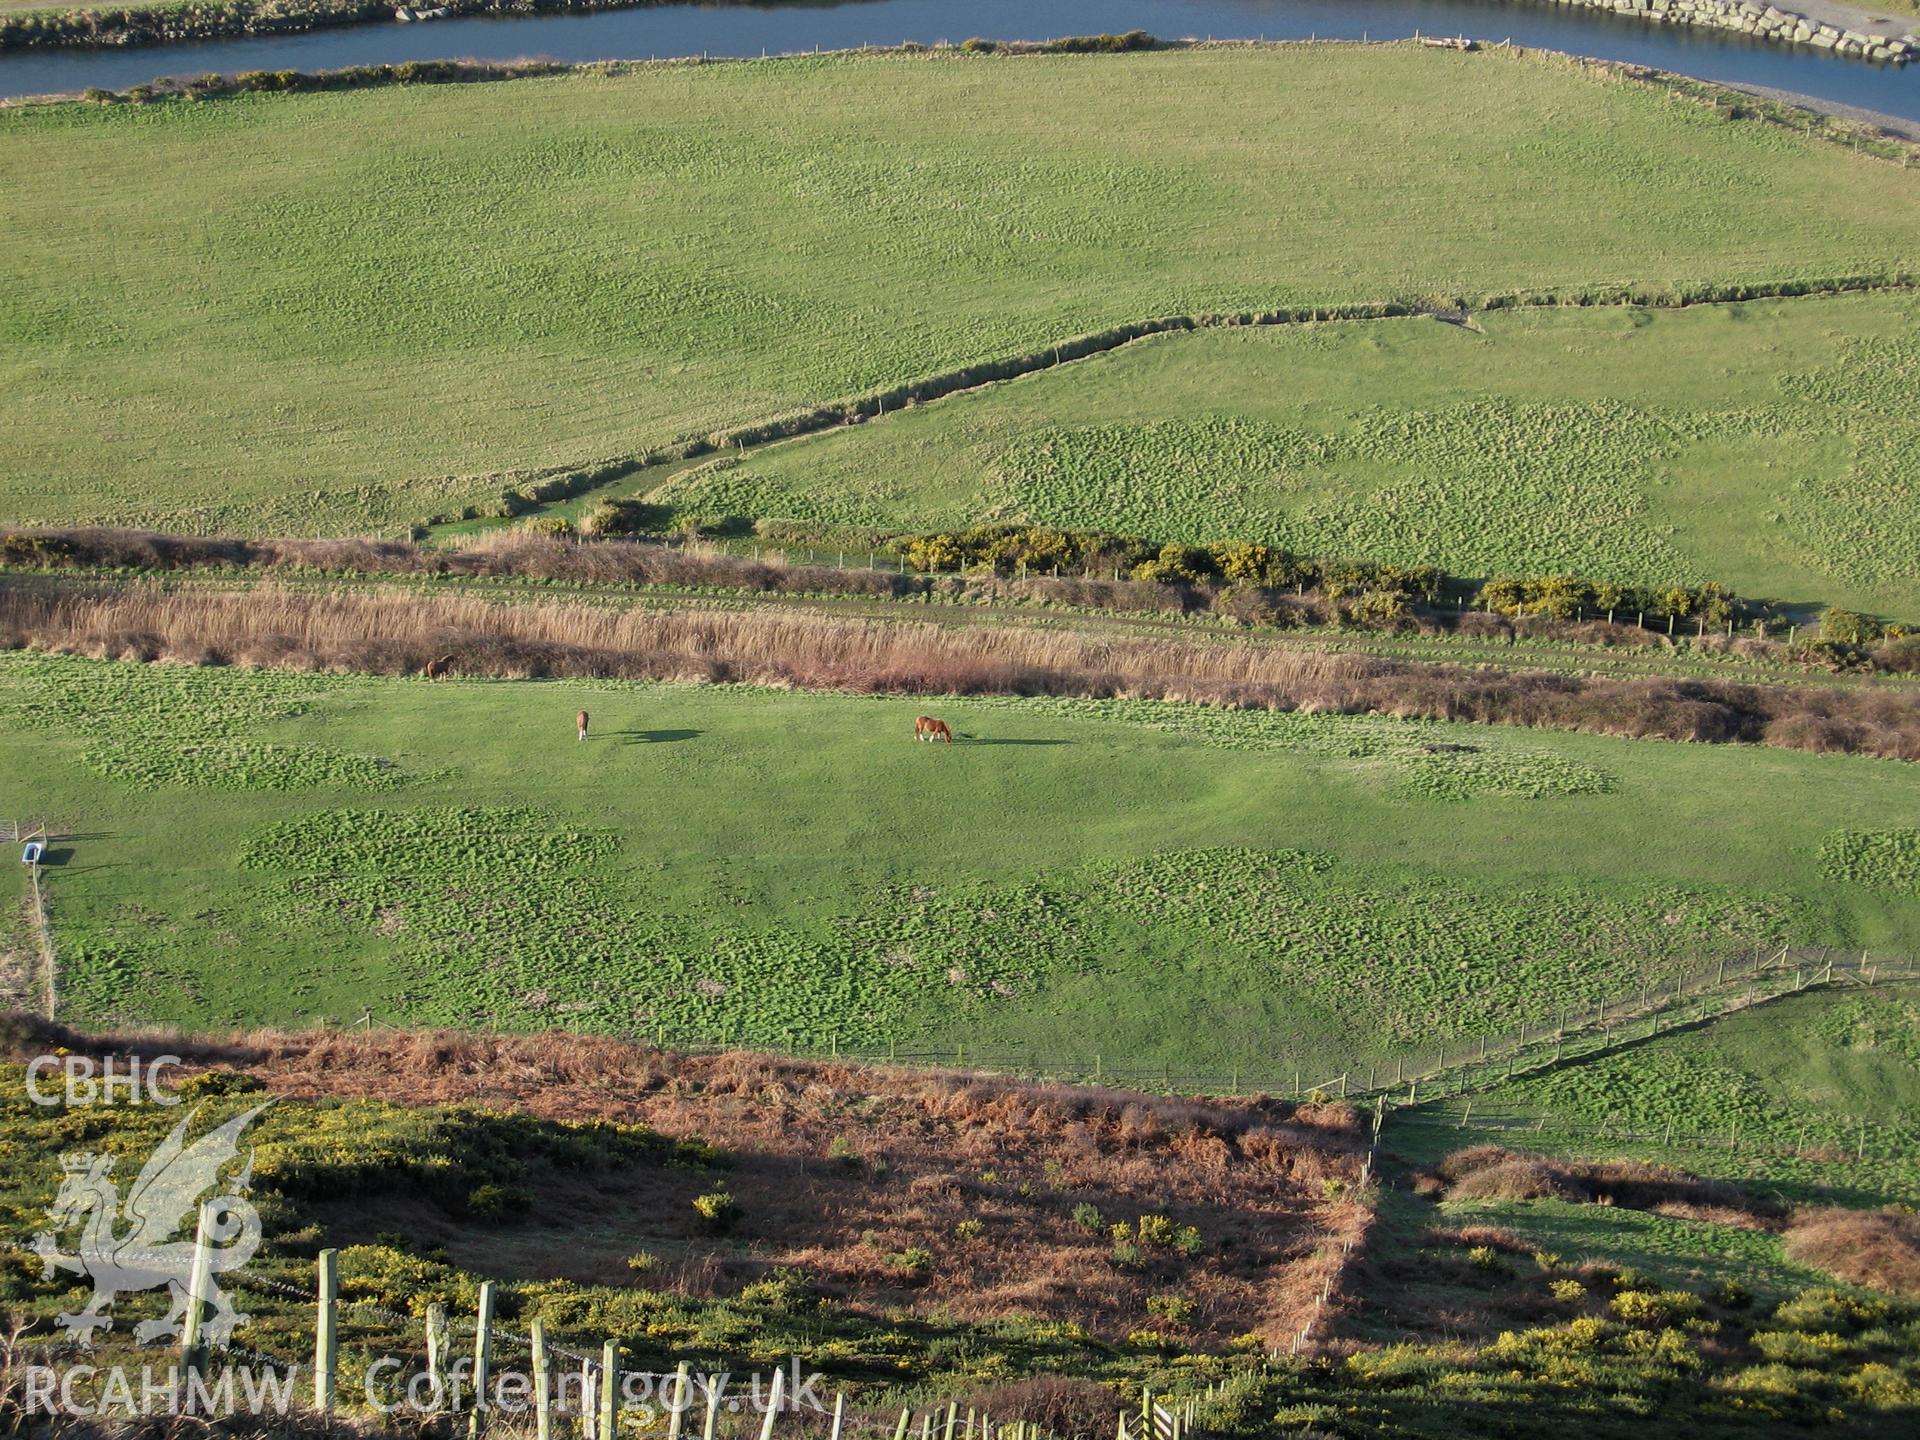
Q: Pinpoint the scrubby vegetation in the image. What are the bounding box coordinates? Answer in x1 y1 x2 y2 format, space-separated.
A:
2 1023 1917 1436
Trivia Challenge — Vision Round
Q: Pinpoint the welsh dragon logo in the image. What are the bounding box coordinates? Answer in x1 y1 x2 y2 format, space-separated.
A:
31 1103 270 1347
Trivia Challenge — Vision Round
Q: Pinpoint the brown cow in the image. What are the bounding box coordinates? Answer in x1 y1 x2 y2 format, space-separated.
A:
914 716 954 744
423 654 454 680
576 709 590 743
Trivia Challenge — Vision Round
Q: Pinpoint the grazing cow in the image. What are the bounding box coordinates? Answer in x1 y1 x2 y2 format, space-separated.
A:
914 716 954 744
577 710 590 743
423 654 454 680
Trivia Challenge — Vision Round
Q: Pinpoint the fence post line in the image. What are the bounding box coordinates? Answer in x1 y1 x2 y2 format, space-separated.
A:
703 1375 723 1440
830 1393 846 1440
179 1200 214 1372
943 1399 959 1440
892 1407 913 1440
314 1247 338 1413
470 1280 496 1437
530 1318 552 1440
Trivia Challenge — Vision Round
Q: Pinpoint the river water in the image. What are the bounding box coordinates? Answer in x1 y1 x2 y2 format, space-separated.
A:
1 0 1917 118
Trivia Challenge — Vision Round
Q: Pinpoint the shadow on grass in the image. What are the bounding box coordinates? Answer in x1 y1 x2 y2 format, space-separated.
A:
961 738 1072 746
608 729 702 744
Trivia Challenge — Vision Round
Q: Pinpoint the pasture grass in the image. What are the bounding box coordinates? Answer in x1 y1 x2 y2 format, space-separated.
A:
6 652 1920 1076
1398 985 1920 1210
3 46 1920 537
658 292 1920 617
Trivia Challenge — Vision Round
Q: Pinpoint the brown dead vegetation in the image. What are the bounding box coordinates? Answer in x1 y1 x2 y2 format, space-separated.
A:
1783 1207 1920 1296
4 577 1920 760
1423 1145 1782 1226
2 1017 1367 1345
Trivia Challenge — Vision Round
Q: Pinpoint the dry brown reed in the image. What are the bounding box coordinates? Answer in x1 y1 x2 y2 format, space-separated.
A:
5 578 1920 759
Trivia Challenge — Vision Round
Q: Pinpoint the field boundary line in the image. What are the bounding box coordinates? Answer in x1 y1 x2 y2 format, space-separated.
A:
419 275 1920 533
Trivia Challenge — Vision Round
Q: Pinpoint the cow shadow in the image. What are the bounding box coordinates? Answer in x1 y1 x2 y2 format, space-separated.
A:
609 729 702 745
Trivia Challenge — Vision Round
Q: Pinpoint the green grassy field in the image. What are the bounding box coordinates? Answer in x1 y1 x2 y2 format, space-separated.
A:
1376 982 1920 1335
6 651 1919 1073
4 45 1920 538
649 292 1920 616
1397 985 1920 1215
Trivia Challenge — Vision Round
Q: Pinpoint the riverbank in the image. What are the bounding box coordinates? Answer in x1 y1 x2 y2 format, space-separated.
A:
1 0 1914 60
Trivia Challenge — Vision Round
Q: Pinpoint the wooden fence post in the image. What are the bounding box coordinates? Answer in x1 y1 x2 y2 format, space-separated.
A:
470 1280 496 1437
179 1201 214 1372
426 1303 449 1411
530 1318 552 1440
668 1361 690 1440
600 1342 620 1440
830 1392 846 1440
314 1247 338 1414
758 1367 786 1440
704 1374 723 1440
892 1407 912 1440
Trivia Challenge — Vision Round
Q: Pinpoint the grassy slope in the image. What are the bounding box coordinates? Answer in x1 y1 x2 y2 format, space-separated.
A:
5 652 1919 1074
1392 984 1920 1295
4 45 1920 534
655 292 1920 616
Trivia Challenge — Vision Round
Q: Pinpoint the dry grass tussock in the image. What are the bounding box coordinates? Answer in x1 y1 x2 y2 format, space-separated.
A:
1783 1207 1920 1296
5 579 1920 759
2 1017 1367 1344
1425 1145 1780 1224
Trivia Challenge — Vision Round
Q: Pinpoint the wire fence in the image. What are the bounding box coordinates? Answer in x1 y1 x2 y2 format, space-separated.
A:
7 1230 1206 1439
515 942 1916 1108
1400 1097 1920 1168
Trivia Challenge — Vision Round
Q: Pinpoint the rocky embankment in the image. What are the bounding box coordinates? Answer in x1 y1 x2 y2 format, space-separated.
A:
1549 0 1914 62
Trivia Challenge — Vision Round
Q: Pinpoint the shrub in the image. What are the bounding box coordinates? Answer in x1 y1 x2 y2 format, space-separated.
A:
1821 608 1885 646
174 1068 267 1099
625 1252 657 1274
1467 1246 1504 1273
954 1218 983 1242
1070 1202 1103 1233
1610 1289 1703 1327
466 1183 532 1220
1752 1329 1853 1365
1136 1214 1176 1248
1550 1279 1587 1303
1145 1293 1196 1326
692 1190 737 1232
1110 1242 1144 1272
1172 1225 1204 1257
827 1135 860 1168
1711 1278 1753 1310
890 1246 933 1281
